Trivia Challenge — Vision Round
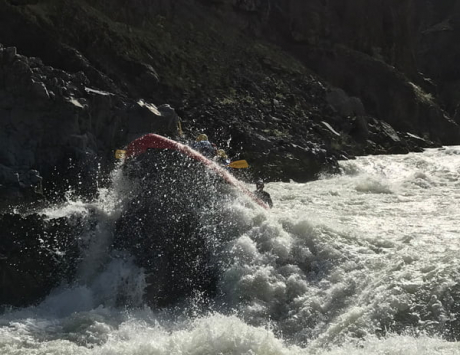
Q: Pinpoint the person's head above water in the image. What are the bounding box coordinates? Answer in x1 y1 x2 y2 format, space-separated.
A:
217 149 227 158
196 134 208 142
256 179 265 190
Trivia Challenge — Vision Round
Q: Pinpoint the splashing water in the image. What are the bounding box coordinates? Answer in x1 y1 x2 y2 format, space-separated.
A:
1 148 460 354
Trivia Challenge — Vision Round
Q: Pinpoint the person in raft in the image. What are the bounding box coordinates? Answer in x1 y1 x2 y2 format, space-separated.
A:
215 149 231 167
254 179 273 208
192 134 217 158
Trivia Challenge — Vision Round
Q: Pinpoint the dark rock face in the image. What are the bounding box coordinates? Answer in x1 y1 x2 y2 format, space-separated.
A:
0 43 118 203
0 213 81 307
298 46 460 145
0 0 456 200
416 1 460 117
205 0 460 145
0 43 183 206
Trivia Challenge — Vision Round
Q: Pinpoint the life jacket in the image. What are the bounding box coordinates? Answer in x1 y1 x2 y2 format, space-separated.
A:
192 140 216 158
254 190 273 208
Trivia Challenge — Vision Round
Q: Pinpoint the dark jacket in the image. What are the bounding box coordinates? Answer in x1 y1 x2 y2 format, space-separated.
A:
192 140 216 158
254 190 273 208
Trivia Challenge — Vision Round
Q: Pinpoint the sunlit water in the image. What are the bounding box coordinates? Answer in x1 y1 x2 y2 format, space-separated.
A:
1 147 460 354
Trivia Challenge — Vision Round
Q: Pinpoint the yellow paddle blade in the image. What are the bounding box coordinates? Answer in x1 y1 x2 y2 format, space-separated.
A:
115 149 126 159
228 160 249 169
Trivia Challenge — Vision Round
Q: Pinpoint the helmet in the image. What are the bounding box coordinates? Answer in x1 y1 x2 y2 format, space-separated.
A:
256 179 264 189
196 134 208 142
217 149 227 158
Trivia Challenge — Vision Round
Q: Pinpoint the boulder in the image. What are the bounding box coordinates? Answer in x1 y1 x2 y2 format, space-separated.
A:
125 101 182 142
0 213 81 307
0 44 184 207
326 88 365 117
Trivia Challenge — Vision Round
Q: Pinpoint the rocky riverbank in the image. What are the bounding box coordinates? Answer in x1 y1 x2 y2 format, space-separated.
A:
1 0 455 206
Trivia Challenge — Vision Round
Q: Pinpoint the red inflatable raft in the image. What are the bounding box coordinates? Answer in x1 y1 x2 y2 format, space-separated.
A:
124 134 270 210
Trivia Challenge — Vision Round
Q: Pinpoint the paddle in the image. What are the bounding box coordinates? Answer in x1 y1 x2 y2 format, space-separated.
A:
228 160 249 169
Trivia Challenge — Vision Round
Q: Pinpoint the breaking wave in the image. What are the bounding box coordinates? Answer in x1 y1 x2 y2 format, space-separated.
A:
1 147 460 354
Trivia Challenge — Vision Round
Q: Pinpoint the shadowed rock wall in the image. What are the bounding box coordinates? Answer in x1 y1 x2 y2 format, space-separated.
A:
0 0 459 204
200 0 460 144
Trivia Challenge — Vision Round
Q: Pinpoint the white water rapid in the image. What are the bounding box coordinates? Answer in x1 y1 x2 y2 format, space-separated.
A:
1 147 460 354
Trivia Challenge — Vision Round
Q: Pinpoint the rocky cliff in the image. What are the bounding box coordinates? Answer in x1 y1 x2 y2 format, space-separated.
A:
0 0 459 205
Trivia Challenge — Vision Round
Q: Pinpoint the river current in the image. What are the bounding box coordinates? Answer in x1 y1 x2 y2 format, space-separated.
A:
1 147 460 354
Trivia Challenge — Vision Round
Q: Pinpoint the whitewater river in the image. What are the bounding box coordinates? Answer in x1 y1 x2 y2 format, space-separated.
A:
1 147 460 354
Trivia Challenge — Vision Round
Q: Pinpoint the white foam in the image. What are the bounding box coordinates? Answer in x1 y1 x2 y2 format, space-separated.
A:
2 147 460 354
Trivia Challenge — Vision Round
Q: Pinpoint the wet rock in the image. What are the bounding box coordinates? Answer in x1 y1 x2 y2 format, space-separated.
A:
349 116 370 142
0 165 17 185
0 44 182 207
4 47 17 63
0 213 81 307
0 0 459 200
11 57 31 75
28 56 43 68
125 101 182 141
326 88 365 117
31 80 50 100
0 168 44 210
